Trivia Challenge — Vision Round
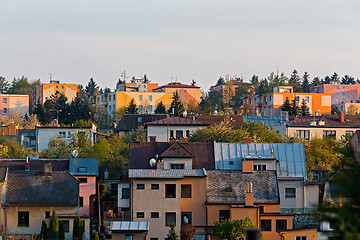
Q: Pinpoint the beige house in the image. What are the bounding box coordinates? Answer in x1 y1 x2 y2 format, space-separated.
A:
288 113 360 140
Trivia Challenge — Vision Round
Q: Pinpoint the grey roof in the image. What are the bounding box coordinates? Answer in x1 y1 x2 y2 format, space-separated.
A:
115 114 167 132
6 170 79 205
206 170 279 204
0 167 7 182
243 116 291 127
110 221 149 231
69 158 98 176
129 169 207 179
214 142 306 178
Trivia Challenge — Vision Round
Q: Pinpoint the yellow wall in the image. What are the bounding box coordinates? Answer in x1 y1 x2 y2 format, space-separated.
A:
279 228 318 240
112 232 147 240
115 92 173 111
260 215 293 240
0 125 18 136
206 205 231 226
42 83 78 103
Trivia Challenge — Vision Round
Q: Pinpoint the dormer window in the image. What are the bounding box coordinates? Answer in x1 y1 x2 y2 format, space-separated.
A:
171 164 184 169
78 167 87 173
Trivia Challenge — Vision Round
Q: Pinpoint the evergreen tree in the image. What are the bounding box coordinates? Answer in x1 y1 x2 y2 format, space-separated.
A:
311 77 322 87
0 76 9 93
289 70 302 92
289 97 300 116
48 210 59 240
69 92 93 123
125 99 139 114
40 220 48 240
85 78 97 98
300 99 310 116
168 91 185 117
257 79 270 94
198 97 212 115
280 97 291 112
207 90 223 108
331 72 340 83
324 76 331 84
216 77 225 86
191 80 197 86
341 75 355 85
154 101 166 114
167 223 180 240
143 74 150 83
73 215 84 240
59 221 65 240
302 72 310 93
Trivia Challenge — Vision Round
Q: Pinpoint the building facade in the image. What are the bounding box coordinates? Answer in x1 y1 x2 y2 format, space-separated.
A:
153 82 202 106
0 94 29 116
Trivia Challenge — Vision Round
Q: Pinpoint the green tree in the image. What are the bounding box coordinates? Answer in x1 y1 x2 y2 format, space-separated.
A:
59 220 65 240
223 80 234 107
232 83 254 107
0 136 34 158
0 76 9 93
332 106 340 115
168 91 184 117
289 70 302 92
300 99 310 116
73 215 84 240
198 97 212 115
85 78 97 98
208 90 223 108
40 220 48 240
213 218 258 240
341 75 355 85
39 136 72 158
191 80 197 86
154 101 167 114
302 72 310 92
311 77 322 87
167 223 179 240
346 104 358 115
94 232 100 240
48 210 59 240
125 99 139 114
280 97 291 112
289 97 300 116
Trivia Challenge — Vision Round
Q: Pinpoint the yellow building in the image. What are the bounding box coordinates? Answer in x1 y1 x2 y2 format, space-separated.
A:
279 227 318 240
0 125 18 136
153 82 202 106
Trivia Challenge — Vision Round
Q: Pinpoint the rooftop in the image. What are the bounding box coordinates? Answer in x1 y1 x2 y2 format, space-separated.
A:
129 169 207 179
154 82 200 90
146 116 208 126
291 114 360 128
69 158 98 176
243 116 291 127
160 142 194 158
115 114 167 131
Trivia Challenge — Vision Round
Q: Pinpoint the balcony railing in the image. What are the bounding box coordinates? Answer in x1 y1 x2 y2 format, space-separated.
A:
280 207 318 214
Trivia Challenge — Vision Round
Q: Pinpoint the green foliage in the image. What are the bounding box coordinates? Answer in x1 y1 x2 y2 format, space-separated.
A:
73 215 84 240
289 70 302 92
59 220 65 240
167 223 179 240
213 218 258 240
94 232 100 240
73 119 96 127
85 78 98 98
198 97 212 115
332 106 340 114
168 91 185 117
280 97 291 112
0 76 10 93
208 90 223 108
130 125 147 143
346 104 358 115
289 97 300 116
232 83 254 107
302 72 310 93
0 136 34 158
189 121 282 143
48 210 59 240
125 99 138 114
300 99 310 116
39 136 72 158
154 101 167 114
40 221 48 240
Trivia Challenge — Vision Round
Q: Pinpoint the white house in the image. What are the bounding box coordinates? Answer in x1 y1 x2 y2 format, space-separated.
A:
36 124 97 152
145 116 208 142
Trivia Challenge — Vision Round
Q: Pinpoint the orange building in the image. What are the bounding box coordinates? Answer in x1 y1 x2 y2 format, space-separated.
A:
153 82 202 107
32 80 78 108
116 77 158 92
241 86 331 116
0 94 29 116
0 125 18 135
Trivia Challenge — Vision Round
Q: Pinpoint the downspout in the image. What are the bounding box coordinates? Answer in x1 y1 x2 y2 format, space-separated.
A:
303 182 306 212
205 205 208 235
130 180 134 221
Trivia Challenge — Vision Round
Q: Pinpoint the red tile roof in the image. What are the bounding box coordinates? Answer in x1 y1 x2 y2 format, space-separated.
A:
291 115 360 127
146 116 208 126
154 82 200 89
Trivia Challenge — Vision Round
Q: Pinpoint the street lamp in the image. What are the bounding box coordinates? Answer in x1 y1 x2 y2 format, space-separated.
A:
50 109 62 124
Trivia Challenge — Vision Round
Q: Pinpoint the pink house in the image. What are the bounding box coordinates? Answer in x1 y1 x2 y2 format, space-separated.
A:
69 158 99 217
310 84 360 94
0 94 29 116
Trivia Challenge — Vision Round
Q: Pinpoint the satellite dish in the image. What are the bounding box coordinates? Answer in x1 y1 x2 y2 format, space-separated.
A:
72 150 79 158
149 158 156 167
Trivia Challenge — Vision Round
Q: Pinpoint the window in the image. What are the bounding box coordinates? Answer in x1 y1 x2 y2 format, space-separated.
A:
253 165 266 170
149 106 153 112
285 188 296 198
78 178 87 183
276 220 287 232
122 188 130 199
149 95 152 101
56 85 58 89
296 237 307 240
184 90 187 93
2 108 6 114
113 95 116 101
125 234 133 240
151 212 159 218
342 86 345 90
342 92 345 96
59 131 66 138
137 212 144 218
166 212 176 226
3 98 7 104
18 211 29 227
62 220 70 232
170 130 174 138
305 96 309 103
171 164 185 169
261 220 271 231
138 117 142 123
165 184 176 198
45 211 50 218
296 130 310 140
259 206 264 214
337 93 339 96
139 105 142 111
139 95 143 101
178 90 181 93
345 131 354 136
62 86 64 89
78 167 87 173
151 184 159 190
186 130 190 138
184 96 187 100
181 212 192 224
219 210 230 220
184 102 187 106
337 86 339 90
137 184 145 189
176 130 183 138
323 130 336 139
181 185 191 198
269 96 272 102
296 96 299 102
79 197 83 207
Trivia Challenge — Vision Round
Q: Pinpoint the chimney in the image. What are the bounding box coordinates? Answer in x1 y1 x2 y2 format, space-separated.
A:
244 138 252 144
338 112 345 123
149 136 157 142
245 183 254 207
157 161 164 169
179 137 189 144
242 159 254 173
170 137 176 145
44 163 52 174
25 157 30 172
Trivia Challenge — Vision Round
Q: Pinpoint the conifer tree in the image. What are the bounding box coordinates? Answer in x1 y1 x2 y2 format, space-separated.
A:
168 91 184 117
125 99 138 114
167 223 180 240
73 215 84 240
48 210 59 240
154 101 166 114
302 72 310 93
289 97 300 116
280 97 291 112
59 220 65 240
40 220 48 240
300 99 310 116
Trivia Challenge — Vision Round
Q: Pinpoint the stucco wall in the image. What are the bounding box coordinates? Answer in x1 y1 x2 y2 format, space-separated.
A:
278 180 304 208
146 125 205 142
76 176 96 217
117 183 130 209
287 126 359 140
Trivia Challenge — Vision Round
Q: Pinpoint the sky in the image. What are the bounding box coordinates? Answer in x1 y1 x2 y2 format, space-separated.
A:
1 0 360 92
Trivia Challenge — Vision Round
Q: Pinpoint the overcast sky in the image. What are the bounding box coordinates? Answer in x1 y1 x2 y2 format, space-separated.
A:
1 0 360 92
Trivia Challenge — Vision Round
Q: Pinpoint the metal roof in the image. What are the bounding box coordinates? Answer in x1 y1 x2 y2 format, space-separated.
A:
129 169 207 179
243 116 292 127
110 221 149 231
69 158 98 176
214 142 306 178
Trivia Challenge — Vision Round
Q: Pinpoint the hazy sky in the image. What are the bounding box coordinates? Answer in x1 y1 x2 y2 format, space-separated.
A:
1 0 360 92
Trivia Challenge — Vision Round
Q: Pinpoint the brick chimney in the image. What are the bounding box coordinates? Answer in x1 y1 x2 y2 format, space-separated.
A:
242 159 254 173
157 161 164 169
245 183 254 207
149 136 157 142
338 112 345 123
25 157 30 172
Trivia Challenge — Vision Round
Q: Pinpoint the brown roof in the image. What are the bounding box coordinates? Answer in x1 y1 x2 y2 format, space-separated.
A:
146 117 208 126
291 114 360 128
193 115 244 128
311 165 329 172
0 159 69 171
154 82 200 90
160 142 194 158
129 142 215 170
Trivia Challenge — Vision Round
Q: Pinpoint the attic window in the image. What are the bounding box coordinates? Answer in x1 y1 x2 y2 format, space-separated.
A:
225 187 232 192
229 161 234 165
78 167 87 173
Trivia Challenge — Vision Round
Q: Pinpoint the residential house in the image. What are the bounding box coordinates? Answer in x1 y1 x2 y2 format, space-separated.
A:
288 112 360 140
145 117 208 142
0 125 18 136
0 94 29 116
279 225 318 240
116 77 158 92
36 124 97 152
240 86 331 116
332 102 360 114
310 84 359 94
115 114 167 137
214 142 319 212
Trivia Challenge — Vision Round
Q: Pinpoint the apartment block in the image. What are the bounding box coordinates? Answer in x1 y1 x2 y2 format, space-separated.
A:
153 82 202 106
0 94 29 116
